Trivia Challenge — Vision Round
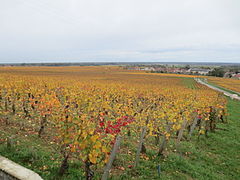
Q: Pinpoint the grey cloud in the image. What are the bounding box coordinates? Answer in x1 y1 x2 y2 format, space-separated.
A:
0 0 240 63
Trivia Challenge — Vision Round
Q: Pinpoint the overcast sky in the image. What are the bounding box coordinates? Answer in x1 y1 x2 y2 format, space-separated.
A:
0 0 240 63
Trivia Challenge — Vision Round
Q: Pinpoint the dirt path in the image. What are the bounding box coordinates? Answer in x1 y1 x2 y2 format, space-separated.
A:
195 78 240 101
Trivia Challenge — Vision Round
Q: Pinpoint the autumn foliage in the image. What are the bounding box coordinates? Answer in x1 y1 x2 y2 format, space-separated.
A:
0 66 227 179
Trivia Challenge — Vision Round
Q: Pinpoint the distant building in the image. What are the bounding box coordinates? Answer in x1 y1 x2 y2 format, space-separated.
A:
224 72 235 78
154 67 166 72
188 68 211 75
232 73 240 80
127 66 214 76
139 67 155 71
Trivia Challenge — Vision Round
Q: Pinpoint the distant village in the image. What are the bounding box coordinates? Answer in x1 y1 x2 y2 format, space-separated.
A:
126 65 240 79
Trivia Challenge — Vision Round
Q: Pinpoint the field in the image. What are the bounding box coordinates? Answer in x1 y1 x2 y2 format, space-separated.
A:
0 66 239 180
207 77 240 94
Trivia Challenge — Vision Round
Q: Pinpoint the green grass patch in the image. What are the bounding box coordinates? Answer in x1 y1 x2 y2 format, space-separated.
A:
182 78 198 89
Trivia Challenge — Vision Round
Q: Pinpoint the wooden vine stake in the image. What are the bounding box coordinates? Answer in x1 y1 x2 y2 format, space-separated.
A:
176 118 187 150
134 126 147 168
101 135 122 180
7 135 15 149
188 117 198 140
158 123 170 156
59 153 69 176
38 115 47 138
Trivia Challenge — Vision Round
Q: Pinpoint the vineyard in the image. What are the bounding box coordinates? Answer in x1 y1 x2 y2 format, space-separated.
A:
0 66 235 180
207 77 240 94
